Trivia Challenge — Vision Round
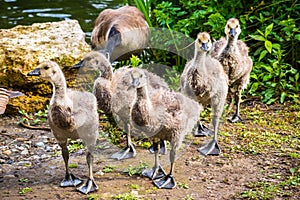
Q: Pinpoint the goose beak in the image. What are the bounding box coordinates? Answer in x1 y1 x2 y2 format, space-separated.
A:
27 68 41 76
201 43 208 51
229 28 236 37
73 60 84 69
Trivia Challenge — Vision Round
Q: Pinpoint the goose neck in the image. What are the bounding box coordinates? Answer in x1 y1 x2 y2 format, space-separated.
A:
51 75 68 102
136 86 149 100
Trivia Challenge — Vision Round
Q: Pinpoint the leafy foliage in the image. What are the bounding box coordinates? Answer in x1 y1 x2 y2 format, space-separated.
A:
129 0 300 104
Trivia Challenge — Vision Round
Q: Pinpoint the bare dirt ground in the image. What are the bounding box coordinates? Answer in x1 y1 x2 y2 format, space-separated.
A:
0 102 299 200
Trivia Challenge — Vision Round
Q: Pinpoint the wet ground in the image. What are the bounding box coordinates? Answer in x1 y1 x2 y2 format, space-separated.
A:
0 102 299 200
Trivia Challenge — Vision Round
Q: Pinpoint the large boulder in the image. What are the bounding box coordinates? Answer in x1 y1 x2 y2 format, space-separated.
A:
0 20 91 114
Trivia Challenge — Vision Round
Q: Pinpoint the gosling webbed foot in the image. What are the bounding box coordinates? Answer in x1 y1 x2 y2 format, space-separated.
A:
60 173 83 187
153 174 176 189
198 139 221 156
111 144 136 160
193 123 213 137
228 114 244 123
77 178 98 194
142 165 166 180
149 140 167 155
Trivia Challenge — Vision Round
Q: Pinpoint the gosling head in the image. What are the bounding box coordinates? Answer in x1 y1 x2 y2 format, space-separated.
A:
195 32 212 52
130 68 148 89
73 51 111 74
225 18 241 39
27 61 62 83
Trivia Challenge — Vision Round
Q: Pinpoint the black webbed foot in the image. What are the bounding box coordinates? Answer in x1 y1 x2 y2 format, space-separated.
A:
153 174 176 189
77 178 98 194
198 139 221 156
60 173 83 187
193 123 213 137
142 165 166 180
111 144 136 160
228 114 244 123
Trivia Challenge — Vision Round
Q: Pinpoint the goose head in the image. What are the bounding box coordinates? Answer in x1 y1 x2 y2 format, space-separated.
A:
225 18 241 39
195 32 212 52
73 51 111 74
130 68 148 88
27 61 62 83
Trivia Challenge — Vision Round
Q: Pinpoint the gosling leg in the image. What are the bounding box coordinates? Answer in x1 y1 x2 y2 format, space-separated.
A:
149 139 167 155
111 124 136 160
198 114 221 156
153 145 176 189
142 141 166 180
228 87 244 123
193 120 213 137
60 143 83 187
77 150 98 194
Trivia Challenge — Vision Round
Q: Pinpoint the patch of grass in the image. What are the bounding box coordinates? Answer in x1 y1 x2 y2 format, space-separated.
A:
103 165 116 173
113 192 138 200
222 105 300 157
18 178 30 183
68 140 84 153
238 166 300 199
183 195 194 200
88 194 101 200
140 141 151 149
18 106 48 126
19 187 32 195
68 163 78 168
123 161 149 176
129 184 140 190
178 182 189 189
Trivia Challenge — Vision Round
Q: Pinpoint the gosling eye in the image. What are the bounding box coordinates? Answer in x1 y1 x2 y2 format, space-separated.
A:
236 25 239 28
44 66 49 70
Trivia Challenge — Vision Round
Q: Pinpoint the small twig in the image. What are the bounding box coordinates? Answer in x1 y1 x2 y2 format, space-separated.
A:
0 132 16 139
20 122 51 131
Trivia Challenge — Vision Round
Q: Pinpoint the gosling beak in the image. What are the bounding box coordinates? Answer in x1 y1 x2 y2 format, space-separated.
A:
131 77 140 87
27 68 41 76
229 28 236 37
73 60 84 69
201 43 208 51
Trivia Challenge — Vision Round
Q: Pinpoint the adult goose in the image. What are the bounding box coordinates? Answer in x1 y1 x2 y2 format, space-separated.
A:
91 5 150 61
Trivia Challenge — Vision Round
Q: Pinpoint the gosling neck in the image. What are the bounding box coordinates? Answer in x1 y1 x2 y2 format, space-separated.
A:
101 65 113 81
193 48 207 72
136 85 149 101
51 72 68 103
225 35 238 50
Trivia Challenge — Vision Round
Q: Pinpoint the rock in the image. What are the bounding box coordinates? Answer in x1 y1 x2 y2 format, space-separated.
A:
34 142 45 148
21 149 29 155
0 20 91 114
3 149 12 156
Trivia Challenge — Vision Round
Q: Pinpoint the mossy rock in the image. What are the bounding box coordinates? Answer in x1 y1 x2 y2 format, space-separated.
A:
0 20 92 114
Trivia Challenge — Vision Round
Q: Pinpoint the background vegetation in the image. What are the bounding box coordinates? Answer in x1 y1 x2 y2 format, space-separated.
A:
127 0 300 104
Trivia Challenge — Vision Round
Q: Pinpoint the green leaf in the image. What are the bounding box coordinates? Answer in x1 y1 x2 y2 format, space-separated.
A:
272 43 281 50
265 40 272 53
295 34 300 41
280 92 287 103
250 82 259 92
259 50 268 61
257 29 264 36
265 23 274 37
249 34 265 41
